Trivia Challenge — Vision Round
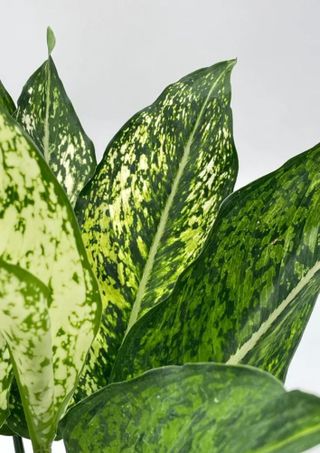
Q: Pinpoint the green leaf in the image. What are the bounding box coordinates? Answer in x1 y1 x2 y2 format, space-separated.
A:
15 31 96 206
0 81 15 115
6 382 30 439
0 260 53 450
6 378 62 441
61 363 320 453
0 337 12 429
0 106 101 449
46 26 56 55
0 423 15 436
74 60 238 399
111 143 320 383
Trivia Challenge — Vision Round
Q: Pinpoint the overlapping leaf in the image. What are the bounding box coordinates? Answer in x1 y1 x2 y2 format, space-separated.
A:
0 336 12 429
112 143 320 383
15 28 96 206
0 81 15 115
0 260 53 450
74 60 238 399
62 363 320 453
0 106 101 450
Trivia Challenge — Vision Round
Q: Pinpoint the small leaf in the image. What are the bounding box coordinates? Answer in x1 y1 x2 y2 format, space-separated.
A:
0 106 101 449
0 81 15 115
62 363 320 453
46 26 56 55
111 143 320 383
15 33 96 205
75 60 238 399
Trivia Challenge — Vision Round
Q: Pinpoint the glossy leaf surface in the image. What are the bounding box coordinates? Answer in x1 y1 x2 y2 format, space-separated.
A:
112 143 320 383
62 363 320 453
15 30 96 205
0 81 15 115
75 60 238 398
0 106 101 449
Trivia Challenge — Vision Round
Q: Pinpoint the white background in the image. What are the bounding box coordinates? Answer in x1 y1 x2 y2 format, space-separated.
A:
1 0 320 451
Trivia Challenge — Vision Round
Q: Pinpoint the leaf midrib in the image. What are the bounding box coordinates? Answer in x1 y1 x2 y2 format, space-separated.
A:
125 64 232 335
43 59 51 164
226 260 320 365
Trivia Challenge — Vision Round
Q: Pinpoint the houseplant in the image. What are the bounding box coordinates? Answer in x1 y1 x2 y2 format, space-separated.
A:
1 27 320 452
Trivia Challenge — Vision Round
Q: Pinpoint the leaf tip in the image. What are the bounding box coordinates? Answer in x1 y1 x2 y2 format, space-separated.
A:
228 58 237 68
46 26 56 55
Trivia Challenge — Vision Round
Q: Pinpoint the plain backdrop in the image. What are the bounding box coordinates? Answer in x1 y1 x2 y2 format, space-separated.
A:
1 0 320 451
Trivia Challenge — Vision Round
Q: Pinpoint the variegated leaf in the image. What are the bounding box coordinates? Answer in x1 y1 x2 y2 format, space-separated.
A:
0 105 101 450
6 383 29 439
0 336 12 429
111 143 320 383
75 60 238 399
62 363 320 453
15 27 96 206
0 260 53 451
0 81 15 115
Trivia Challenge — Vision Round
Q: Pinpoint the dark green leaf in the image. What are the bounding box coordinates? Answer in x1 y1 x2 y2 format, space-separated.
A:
111 143 320 383
0 336 12 429
0 81 15 115
74 60 238 399
0 423 15 436
62 363 320 453
6 382 29 439
15 32 96 205
0 106 101 449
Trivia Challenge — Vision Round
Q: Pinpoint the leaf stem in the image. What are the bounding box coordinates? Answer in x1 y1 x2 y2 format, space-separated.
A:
13 435 25 453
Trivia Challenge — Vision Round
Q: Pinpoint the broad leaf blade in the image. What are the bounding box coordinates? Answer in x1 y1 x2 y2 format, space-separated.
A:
15 37 96 205
0 81 15 115
111 143 320 383
0 106 101 448
62 363 320 453
75 60 238 398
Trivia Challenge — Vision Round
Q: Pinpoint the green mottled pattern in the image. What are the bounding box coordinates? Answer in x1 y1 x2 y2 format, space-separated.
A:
75 60 238 398
0 81 15 115
15 56 96 205
0 106 101 448
111 143 320 383
62 363 320 453
6 382 29 438
0 335 12 428
0 261 54 449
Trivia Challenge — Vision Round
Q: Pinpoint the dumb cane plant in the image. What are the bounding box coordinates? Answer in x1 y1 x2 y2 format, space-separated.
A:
1 27 320 452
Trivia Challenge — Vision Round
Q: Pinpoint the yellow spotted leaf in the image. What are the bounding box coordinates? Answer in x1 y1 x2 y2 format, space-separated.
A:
15 28 96 206
0 106 101 451
75 60 238 400
111 143 320 384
